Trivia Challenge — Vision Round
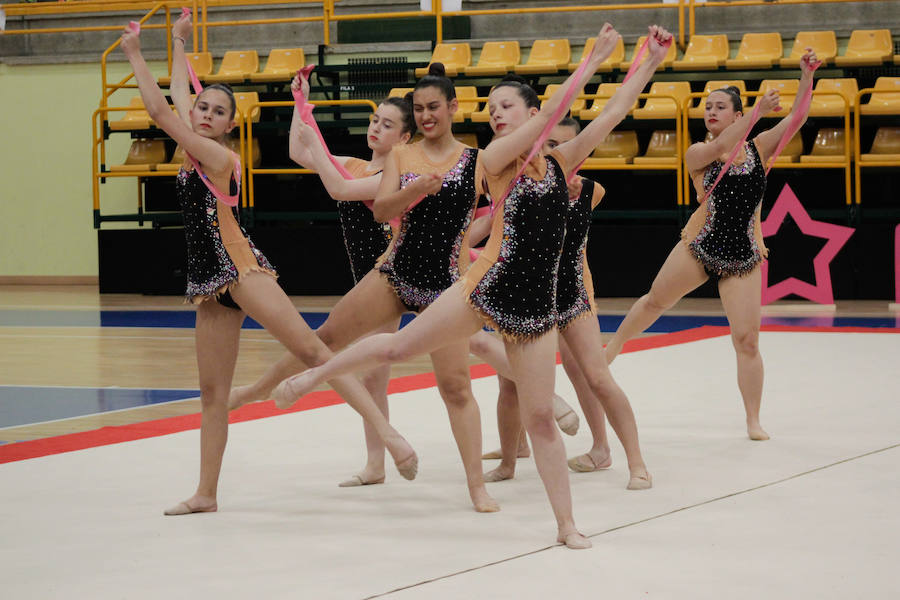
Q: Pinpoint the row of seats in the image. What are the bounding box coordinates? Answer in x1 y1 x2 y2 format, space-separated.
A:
388 77 900 123
109 92 263 132
108 137 261 173
419 29 898 77
157 48 305 86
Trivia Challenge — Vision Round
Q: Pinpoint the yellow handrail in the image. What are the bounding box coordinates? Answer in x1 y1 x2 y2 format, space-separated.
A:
853 87 900 206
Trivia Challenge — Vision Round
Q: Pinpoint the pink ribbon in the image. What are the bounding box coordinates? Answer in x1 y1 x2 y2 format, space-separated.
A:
127 21 140 34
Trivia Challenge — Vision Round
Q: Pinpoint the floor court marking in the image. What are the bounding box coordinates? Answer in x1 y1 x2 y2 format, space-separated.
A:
369 442 900 599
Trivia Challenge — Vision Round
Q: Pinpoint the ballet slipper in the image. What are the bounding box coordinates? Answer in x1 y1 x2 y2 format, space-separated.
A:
272 376 299 409
394 453 418 481
557 532 592 550
338 474 386 487
552 394 579 436
483 467 514 482
626 471 652 491
163 500 217 516
567 453 611 473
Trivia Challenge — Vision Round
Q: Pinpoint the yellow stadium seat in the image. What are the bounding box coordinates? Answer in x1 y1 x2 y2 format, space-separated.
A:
673 34 729 71
568 37 624 73
388 88 414 100
159 52 213 86
541 84 586 115
861 127 900 162
756 79 799 116
770 133 804 165
225 136 261 169
204 50 259 84
618 36 677 71
581 131 640 166
578 83 639 120
688 80 748 119
415 43 471 77
633 81 692 120
514 39 571 75
779 31 837 67
633 130 678 165
453 133 479 148
156 145 187 172
859 77 900 115
725 32 782 69
799 128 848 163
464 41 520 76
109 139 167 172
234 91 261 123
470 102 491 123
453 86 480 122
250 49 305 83
834 29 893 67
109 96 152 131
809 78 858 117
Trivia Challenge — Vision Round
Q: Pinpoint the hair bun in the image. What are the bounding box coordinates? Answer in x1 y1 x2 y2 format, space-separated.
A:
428 62 447 78
403 91 414 104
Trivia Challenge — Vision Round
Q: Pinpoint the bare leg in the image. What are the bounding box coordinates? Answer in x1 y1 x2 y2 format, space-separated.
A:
562 315 651 489
164 298 244 515
339 317 402 487
718 267 768 441
606 242 708 363
430 341 500 512
559 335 611 472
484 375 522 482
229 270 406 409
230 273 416 478
505 330 590 549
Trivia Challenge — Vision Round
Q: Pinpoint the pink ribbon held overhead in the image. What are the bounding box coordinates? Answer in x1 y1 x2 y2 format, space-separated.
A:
763 57 821 175
127 21 141 34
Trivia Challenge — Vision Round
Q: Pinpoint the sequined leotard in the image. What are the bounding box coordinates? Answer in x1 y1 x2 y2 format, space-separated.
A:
463 150 570 341
681 140 768 279
557 178 605 330
377 143 483 312
177 160 276 306
338 158 393 283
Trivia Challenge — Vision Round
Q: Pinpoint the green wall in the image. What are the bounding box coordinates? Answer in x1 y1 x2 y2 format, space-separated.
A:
0 60 166 277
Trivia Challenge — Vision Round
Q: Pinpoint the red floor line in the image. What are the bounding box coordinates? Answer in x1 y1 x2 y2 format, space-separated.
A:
0 324 891 464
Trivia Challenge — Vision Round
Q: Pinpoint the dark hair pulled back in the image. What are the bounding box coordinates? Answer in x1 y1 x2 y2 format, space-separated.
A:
492 74 540 109
381 96 416 135
713 86 743 113
557 116 582 134
413 62 456 101
196 83 237 120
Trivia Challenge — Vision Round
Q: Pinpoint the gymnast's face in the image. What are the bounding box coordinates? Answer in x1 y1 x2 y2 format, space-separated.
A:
191 89 236 139
542 123 578 154
704 90 741 137
412 86 457 139
367 103 411 153
488 86 538 138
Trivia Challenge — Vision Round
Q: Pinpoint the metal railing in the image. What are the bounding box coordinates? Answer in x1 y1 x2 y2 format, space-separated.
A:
853 87 900 207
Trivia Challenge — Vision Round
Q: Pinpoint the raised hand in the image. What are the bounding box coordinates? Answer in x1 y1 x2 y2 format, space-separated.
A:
800 47 820 76
173 10 192 40
291 71 310 99
120 25 141 59
589 23 621 64
757 88 781 114
647 25 673 61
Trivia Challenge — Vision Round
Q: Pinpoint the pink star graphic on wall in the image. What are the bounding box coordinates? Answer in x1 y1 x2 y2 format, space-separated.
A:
760 184 854 305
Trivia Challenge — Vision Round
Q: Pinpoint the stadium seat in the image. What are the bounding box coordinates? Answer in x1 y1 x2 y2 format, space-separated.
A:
568 36 624 73
204 50 259 84
632 81 691 120
388 88 414 99
109 139 167 172
470 102 491 123
809 78 858 117
225 136 261 169
514 39 571 75
108 96 152 131
619 36 677 71
633 130 678 165
725 32 782 69
464 41 520 76
779 31 837 67
453 86 480 122
415 43 471 77
756 79 799 116
578 83 638 120
581 131 640 166
770 133 804 165
541 84 587 115
159 52 213 86
687 80 748 119
799 128 848 163
249 49 305 83
860 127 900 162
156 145 187 172
834 29 893 67
859 77 900 115
673 34 729 70
234 91 261 123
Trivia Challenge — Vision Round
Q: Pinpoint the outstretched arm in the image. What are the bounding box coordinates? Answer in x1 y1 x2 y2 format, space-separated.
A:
556 25 672 169
753 48 819 162
168 12 194 124
479 23 622 175
119 26 232 175
297 122 383 201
